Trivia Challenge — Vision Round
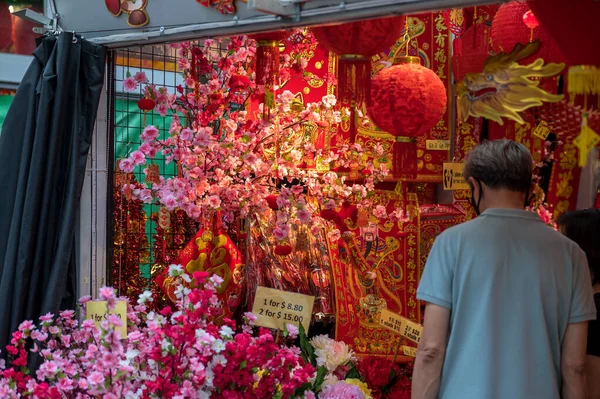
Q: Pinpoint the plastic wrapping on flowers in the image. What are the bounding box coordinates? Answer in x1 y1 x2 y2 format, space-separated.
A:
0 272 412 398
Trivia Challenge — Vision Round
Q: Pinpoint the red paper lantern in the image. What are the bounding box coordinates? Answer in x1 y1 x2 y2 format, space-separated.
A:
312 17 405 113
320 209 337 221
367 57 447 179
491 1 564 65
0 5 13 52
265 194 279 210
274 244 292 256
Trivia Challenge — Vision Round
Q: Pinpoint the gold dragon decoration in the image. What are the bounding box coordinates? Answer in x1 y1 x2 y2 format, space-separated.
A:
457 40 565 125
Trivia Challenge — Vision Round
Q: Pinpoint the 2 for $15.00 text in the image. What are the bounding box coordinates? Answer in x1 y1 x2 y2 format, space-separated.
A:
259 298 305 324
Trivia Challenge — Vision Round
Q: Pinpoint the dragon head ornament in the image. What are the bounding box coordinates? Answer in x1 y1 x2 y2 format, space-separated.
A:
457 40 565 125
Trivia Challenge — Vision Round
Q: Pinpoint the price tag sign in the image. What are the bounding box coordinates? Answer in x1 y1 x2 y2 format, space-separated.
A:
86 300 128 339
426 140 451 151
443 163 470 191
379 308 405 334
401 317 423 344
402 346 417 358
252 287 315 333
532 121 551 140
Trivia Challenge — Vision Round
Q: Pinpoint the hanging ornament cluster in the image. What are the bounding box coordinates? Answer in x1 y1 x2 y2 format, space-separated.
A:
491 1 564 66
249 31 290 120
367 56 447 179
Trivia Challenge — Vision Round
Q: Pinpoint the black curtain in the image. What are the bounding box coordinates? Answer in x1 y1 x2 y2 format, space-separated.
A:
0 33 106 354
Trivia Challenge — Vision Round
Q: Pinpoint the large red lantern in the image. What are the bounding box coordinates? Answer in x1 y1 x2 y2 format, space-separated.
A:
491 1 564 66
312 17 405 142
248 31 289 120
367 57 447 179
527 0 600 98
312 17 405 105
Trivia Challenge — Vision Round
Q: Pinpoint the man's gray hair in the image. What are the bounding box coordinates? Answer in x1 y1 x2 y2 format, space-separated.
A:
463 139 533 192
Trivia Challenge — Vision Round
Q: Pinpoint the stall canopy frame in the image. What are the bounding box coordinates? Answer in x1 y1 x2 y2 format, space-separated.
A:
47 0 502 48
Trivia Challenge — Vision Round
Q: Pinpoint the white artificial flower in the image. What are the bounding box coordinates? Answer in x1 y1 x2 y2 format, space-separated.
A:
314 340 355 372
211 354 227 367
181 273 192 283
219 325 234 339
168 264 184 277
137 290 153 305
309 334 333 350
212 339 226 353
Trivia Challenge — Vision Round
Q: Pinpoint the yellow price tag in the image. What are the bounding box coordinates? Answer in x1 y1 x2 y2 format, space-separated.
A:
443 163 469 191
401 317 423 344
532 121 551 140
379 308 405 334
86 300 128 339
252 287 315 333
573 125 600 167
402 346 417 357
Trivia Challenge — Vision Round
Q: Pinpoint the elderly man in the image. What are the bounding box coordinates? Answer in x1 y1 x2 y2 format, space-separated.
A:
412 139 596 399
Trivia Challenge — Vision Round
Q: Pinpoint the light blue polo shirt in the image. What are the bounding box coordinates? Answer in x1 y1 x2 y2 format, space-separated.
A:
417 208 596 399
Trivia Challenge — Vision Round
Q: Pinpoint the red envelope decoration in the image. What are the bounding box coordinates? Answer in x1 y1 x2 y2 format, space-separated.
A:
155 212 243 318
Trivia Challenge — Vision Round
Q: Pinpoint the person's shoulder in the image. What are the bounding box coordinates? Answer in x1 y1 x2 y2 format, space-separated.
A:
432 218 480 244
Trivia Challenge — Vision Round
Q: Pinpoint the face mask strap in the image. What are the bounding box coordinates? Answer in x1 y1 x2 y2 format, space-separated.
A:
469 179 483 216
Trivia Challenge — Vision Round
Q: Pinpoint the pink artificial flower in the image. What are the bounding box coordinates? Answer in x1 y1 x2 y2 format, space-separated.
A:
207 195 221 209
286 324 299 339
180 128 194 141
140 125 160 141
273 226 288 241
134 71 148 84
195 131 210 147
123 77 137 92
373 205 387 219
130 150 146 166
328 229 341 242
99 287 115 301
157 103 169 117
119 158 135 173
297 209 311 224
18 320 34 332
78 295 92 304
87 371 105 386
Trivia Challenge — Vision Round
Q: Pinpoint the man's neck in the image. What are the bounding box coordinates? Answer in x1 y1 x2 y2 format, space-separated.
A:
482 189 526 211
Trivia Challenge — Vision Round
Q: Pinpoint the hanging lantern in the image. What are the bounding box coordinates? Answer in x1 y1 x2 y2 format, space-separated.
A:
367 56 447 179
248 31 289 121
527 0 600 99
137 97 156 125
312 17 405 106
0 5 12 52
312 17 405 142
491 1 564 66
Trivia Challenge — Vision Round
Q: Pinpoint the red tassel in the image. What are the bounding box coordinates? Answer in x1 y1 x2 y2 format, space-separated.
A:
338 55 371 106
393 138 417 180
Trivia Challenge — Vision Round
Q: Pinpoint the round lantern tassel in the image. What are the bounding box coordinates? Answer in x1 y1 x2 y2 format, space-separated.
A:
568 65 600 97
393 137 417 180
338 55 371 108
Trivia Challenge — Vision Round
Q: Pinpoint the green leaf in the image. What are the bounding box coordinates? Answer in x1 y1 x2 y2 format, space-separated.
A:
239 360 247 370
126 71 131 78
298 323 316 367
344 362 363 381
312 366 328 391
